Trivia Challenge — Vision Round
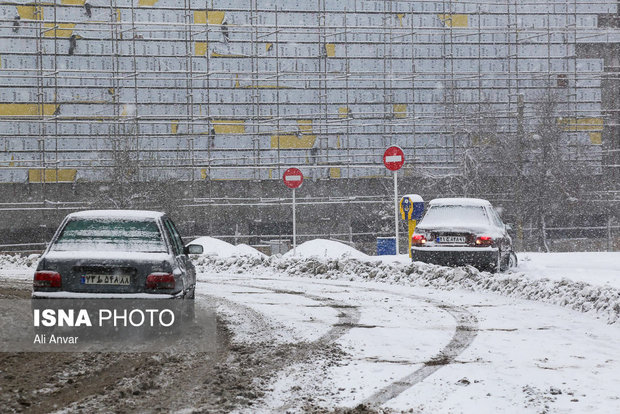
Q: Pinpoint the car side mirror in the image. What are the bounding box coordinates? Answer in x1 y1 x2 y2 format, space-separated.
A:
185 244 204 255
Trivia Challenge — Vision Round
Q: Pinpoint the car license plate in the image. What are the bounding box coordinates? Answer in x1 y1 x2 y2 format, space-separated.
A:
81 274 131 285
437 236 466 243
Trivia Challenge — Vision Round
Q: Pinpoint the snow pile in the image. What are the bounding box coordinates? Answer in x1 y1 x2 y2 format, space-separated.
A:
188 237 266 259
196 255 620 325
234 243 267 258
282 239 370 260
0 254 40 269
194 255 269 274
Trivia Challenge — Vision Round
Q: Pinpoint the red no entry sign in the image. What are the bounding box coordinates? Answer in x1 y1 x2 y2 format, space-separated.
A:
383 146 405 171
283 167 303 189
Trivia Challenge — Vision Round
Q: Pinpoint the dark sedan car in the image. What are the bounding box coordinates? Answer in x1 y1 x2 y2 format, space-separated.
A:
411 198 517 272
33 210 203 298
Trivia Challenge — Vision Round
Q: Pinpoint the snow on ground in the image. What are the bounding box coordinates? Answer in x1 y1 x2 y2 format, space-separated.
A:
197 274 620 413
188 236 266 258
282 239 371 260
0 254 39 283
517 252 620 289
191 241 620 412
1 244 619 412
285 239 620 301
235 243 268 258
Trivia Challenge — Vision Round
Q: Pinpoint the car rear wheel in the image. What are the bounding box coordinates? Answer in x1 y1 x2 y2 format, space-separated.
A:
499 250 518 271
508 251 518 268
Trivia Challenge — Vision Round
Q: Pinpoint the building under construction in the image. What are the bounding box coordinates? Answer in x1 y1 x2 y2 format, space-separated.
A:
0 0 618 251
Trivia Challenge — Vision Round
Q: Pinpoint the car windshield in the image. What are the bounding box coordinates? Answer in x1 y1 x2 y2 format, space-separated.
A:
52 218 167 253
421 205 489 227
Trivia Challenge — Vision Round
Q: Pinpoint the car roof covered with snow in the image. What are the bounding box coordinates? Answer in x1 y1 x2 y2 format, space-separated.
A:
65 210 166 220
429 198 492 207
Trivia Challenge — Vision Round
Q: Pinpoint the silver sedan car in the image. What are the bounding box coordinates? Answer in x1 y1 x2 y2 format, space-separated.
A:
411 198 517 272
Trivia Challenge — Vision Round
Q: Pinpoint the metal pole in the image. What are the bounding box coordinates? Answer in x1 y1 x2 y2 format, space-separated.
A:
608 216 613 252
394 170 399 254
293 187 297 256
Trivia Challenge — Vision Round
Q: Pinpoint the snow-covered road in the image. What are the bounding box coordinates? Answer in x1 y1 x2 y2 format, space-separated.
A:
200 273 620 413
1 250 619 413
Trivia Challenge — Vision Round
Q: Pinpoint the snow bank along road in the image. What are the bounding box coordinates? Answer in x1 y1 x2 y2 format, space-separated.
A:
1 252 620 413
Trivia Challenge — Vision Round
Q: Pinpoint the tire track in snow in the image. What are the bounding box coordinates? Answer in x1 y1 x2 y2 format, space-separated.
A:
208 281 362 345
261 286 362 344
205 277 478 408
294 279 479 406
200 279 362 411
362 292 478 406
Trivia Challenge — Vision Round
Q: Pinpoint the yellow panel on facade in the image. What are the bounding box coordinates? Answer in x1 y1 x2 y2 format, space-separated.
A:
211 51 246 58
393 104 407 118
29 169 77 183
271 134 318 148
138 0 158 6
61 0 86 5
438 14 468 28
297 120 312 132
397 13 405 27
195 42 207 56
194 10 225 25
0 103 58 117
589 132 602 145
558 117 603 132
171 120 179 134
271 120 317 149
338 107 349 118
212 120 245 134
329 167 341 179
325 43 336 57
265 43 273 52
17 5 43 20
9 155 15 167
200 168 207 179
44 23 76 38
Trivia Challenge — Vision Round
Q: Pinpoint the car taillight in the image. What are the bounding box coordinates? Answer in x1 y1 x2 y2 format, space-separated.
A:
34 271 62 288
146 273 175 290
475 236 493 246
412 234 427 246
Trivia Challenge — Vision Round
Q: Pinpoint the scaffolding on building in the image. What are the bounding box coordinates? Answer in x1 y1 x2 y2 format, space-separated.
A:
0 0 618 211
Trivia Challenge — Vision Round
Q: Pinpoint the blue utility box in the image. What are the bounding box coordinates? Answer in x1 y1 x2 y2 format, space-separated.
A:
377 237 397 255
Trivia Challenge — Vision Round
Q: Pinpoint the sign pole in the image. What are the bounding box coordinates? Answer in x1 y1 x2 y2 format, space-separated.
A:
292 187 296 256
394 170 399 254
383 146 405 256
282 167 303 256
